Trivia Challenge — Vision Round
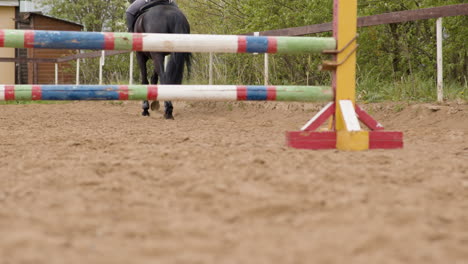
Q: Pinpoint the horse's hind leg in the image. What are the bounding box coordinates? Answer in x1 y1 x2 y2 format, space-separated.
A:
149 70 160 112
151 53 174 120
136 52 151 116
164 101 174 120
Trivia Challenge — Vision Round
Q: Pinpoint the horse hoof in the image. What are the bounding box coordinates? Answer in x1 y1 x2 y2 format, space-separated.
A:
150 101 160 111
142 110 150 116
164 114 174 120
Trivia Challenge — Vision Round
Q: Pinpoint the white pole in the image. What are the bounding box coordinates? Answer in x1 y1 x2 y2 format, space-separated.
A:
55 63 58 84
264 53 269 85
129 51 134 85
436 18 444 102
99 50 104 85
253 32 263 84
76 59 80 85
253 32 259 56
209 52 213 85
164 55 169 70
307 55 311 86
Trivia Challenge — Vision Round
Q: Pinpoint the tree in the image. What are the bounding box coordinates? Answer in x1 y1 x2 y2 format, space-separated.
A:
36 0 466 99
39 0 127 32
182 0 466 99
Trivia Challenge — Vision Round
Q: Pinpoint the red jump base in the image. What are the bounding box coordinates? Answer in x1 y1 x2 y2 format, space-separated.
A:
286 131 403 150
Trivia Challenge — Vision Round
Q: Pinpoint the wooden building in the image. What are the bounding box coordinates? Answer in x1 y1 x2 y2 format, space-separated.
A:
0 0 18 84
16 13 83 84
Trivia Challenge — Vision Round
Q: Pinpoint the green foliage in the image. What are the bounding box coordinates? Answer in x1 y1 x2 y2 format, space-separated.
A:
357 70 467 102
39 0 127 31
181 0 466 101
39 0 130 84
180 0 333 85
40 0 466 102
357 0 468 85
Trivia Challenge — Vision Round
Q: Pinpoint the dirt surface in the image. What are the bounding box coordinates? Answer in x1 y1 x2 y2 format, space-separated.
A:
0 100 467 264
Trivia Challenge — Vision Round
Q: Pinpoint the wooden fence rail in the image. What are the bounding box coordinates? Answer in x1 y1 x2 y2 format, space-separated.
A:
11 3 461 64
248 3 468 36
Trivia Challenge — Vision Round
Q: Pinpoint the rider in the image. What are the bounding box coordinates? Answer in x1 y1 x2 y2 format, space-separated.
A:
126 0 177 32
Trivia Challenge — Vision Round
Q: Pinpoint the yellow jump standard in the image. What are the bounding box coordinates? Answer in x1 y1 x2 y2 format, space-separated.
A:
286 0 403 150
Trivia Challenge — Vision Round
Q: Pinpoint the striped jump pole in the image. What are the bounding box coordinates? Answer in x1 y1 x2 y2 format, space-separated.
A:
0 85 333 102
0 30 336 54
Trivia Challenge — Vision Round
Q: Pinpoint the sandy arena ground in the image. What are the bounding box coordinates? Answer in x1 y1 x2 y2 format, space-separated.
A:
0 100 467 264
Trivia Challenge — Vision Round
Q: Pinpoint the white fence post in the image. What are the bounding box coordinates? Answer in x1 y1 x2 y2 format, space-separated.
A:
76 58 80 85
264 53 269 85
129 51 134 85
55 63 58 84
209 52 213 85
436 17 444 102
99 50 105 85
253 32 269 85
164 55 169 70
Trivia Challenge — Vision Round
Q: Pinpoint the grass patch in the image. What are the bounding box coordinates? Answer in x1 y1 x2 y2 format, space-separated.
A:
0 101 70 105
393 103 406 113
107 101 124 106
357 71 467 103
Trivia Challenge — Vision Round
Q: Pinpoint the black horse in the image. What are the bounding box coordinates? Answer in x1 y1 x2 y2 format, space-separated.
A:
133 0 191 119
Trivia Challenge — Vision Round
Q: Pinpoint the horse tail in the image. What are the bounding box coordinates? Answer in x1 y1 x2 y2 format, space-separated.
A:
165 52 191 84
165 17 192 84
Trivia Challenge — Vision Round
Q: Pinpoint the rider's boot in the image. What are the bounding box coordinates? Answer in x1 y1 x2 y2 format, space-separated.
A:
126 12 136 32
